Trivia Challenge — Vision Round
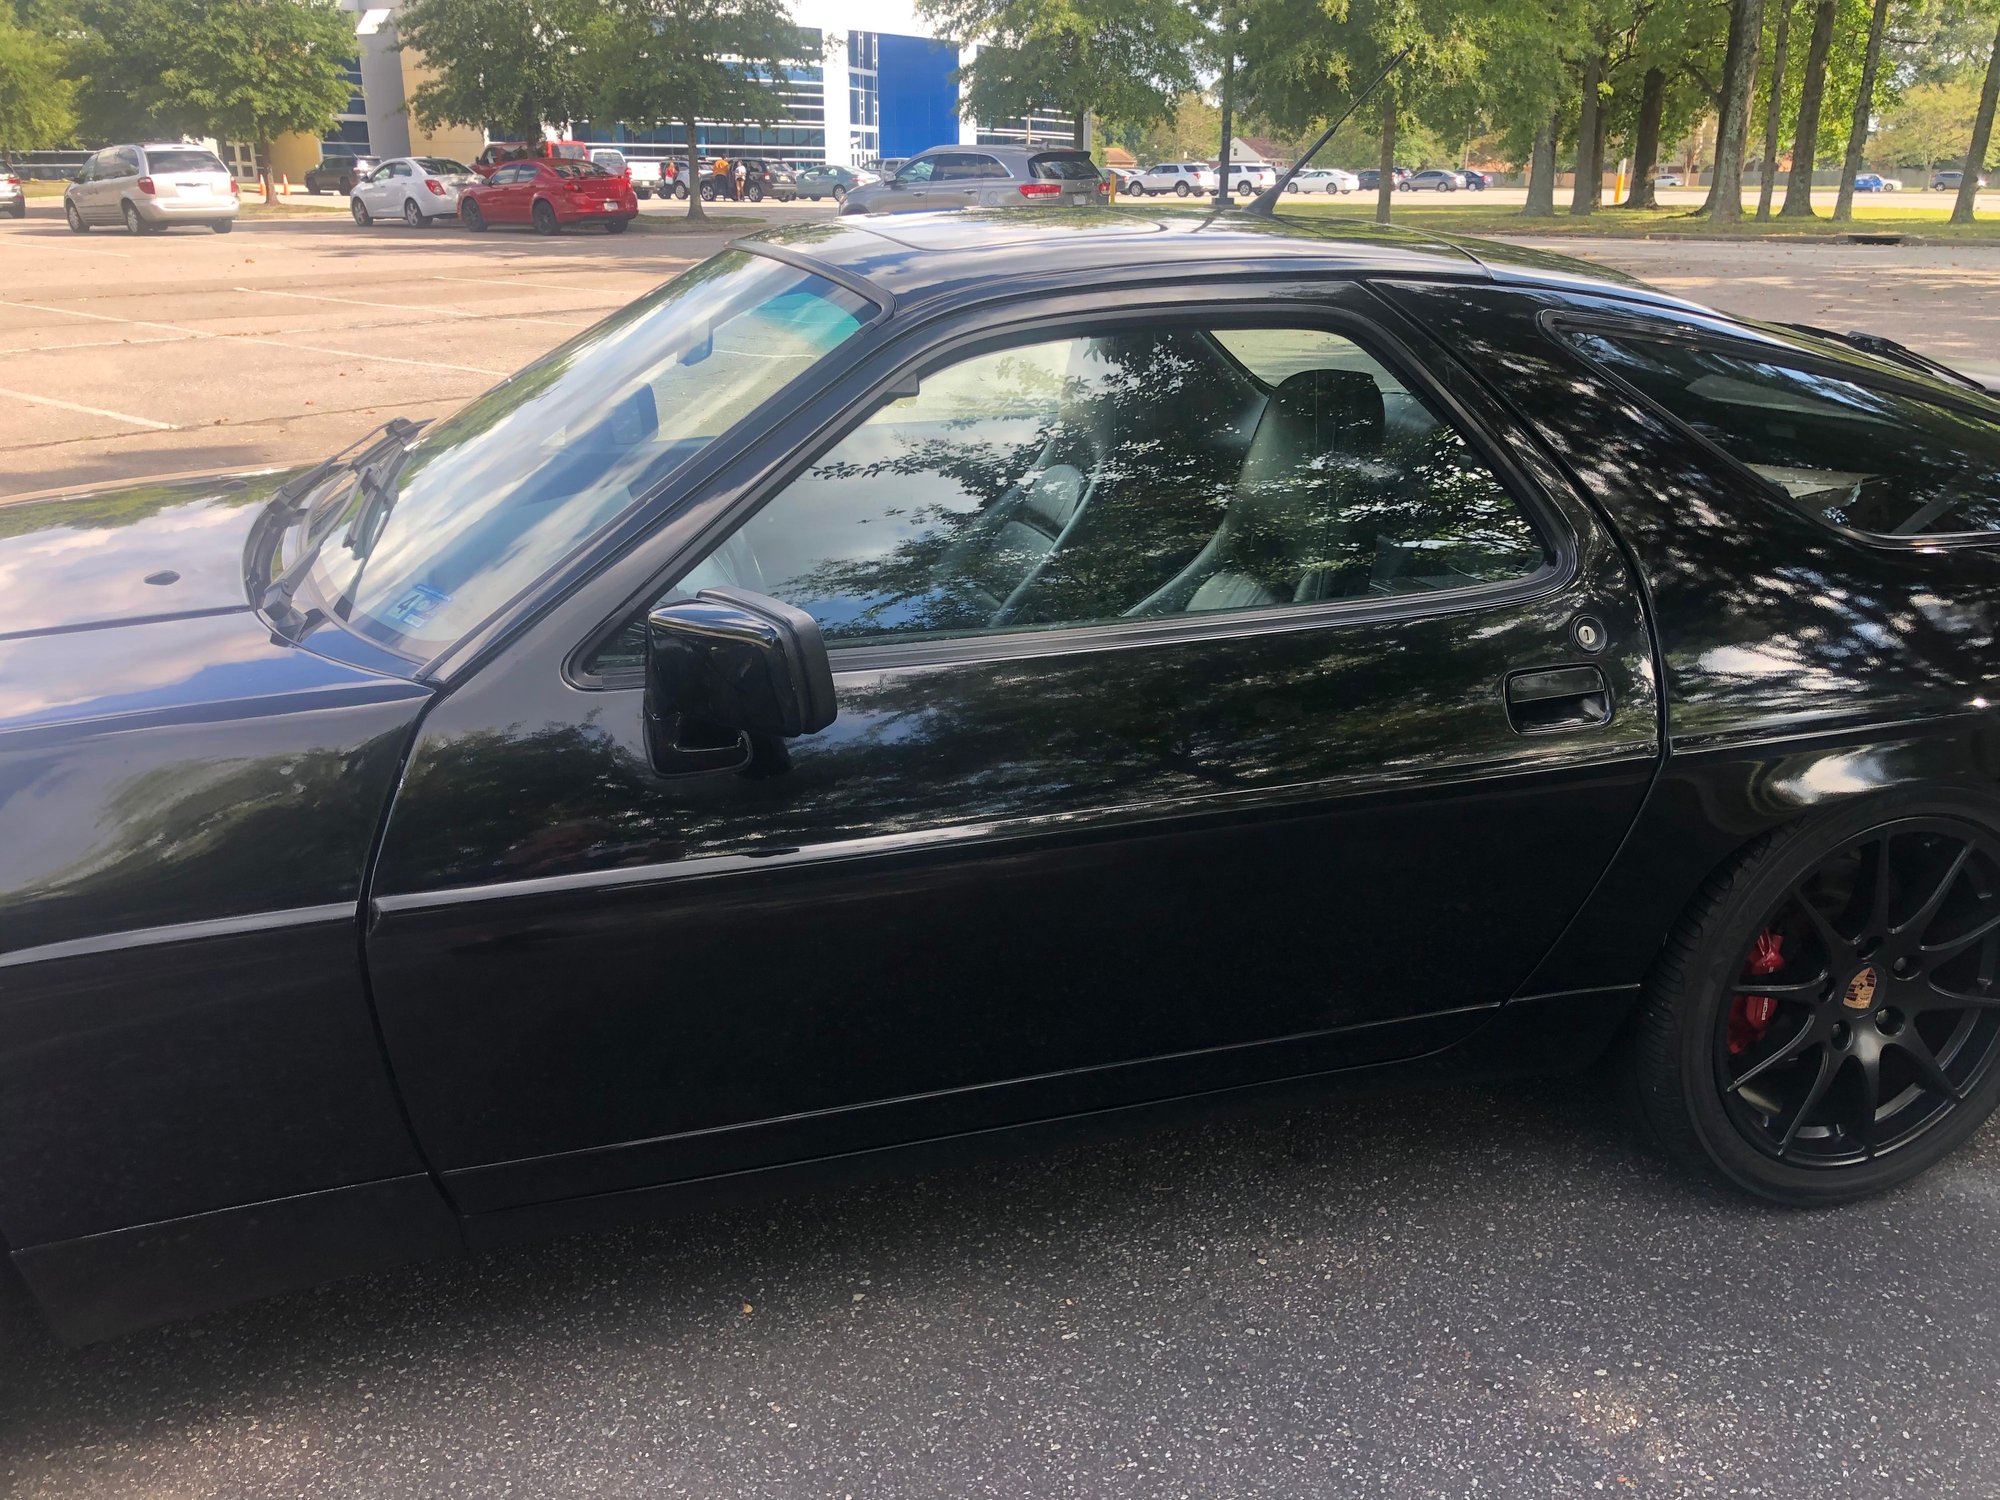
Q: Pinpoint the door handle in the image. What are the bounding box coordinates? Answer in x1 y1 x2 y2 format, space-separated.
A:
1504 665 1612 734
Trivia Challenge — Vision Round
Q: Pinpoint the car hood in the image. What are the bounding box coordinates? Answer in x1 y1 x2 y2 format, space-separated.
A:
0 468 293 640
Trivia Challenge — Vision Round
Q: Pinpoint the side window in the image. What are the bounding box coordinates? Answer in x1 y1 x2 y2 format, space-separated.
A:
117 148 142 177
1571 329 2000 540
930 154 974 182
895 157 936 184
390 161 413 178
971 155 1011 180
610 323 1545 658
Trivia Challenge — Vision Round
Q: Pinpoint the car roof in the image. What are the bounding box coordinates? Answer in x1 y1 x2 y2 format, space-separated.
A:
744 207 1696 316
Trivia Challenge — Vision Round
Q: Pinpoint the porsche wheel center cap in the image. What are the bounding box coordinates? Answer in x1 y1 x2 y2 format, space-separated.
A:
1842 965 1881 1011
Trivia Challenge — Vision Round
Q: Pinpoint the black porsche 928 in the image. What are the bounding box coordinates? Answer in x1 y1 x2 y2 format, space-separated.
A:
7 211 2000 1342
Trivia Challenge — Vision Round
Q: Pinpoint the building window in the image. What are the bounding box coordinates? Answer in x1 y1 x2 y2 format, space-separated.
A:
848 30 880 161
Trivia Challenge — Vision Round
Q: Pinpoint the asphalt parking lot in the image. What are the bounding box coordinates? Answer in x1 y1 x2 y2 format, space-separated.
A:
6 198 2000 1498
2 194 1997 500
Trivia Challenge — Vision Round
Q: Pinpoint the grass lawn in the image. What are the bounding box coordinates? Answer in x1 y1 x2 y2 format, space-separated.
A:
1275 198 2000 241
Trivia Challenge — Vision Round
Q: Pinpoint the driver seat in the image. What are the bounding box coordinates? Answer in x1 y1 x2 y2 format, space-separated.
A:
1129 368 1387 615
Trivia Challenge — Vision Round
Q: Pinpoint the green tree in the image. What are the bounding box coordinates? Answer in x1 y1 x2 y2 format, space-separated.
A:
1236 0 1493 224
0 8 74 156
1830 0 1893 218
1755 0 1793 217
1956 9 2000 222
581 0 806 220
917 0 1207 148
396 0 595 146
70 0 186 140
160 0 354 198
1780 0 1836 214
1875 74 1981 170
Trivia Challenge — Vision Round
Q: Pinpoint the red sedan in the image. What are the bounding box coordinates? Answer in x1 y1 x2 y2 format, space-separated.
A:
458 160 637 235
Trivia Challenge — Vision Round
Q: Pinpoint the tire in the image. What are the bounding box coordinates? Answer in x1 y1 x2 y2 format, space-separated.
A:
460 199 486 232
7 198 25 219
342 176 356 195
1285 181 1299 193
403 199 426 228
1626 794 2000 1206
352 197 371 227
308 180 321 195
746 183 762 202
211 220 232 234
605 217 629 234
1174 181 1190 197
532 199 560 235
122 200 148 235
65 200 88 233
832 186 848 206
674 182 689 200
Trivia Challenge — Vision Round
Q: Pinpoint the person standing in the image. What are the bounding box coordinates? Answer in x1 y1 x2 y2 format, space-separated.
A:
733 160 747 201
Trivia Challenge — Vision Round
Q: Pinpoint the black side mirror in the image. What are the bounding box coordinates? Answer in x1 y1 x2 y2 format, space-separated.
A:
644 588 837 776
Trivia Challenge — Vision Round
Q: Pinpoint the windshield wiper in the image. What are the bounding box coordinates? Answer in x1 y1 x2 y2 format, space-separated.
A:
1778 323 1989 395
270 415 427 518
260 418 425 637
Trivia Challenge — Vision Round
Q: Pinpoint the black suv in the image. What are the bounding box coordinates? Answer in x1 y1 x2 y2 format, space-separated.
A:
303 156 376 195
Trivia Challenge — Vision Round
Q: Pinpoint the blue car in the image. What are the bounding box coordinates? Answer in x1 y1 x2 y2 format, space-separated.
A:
1853 174 1901 193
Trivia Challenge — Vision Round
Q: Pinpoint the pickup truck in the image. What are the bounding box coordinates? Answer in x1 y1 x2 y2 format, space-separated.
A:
623 156 665 199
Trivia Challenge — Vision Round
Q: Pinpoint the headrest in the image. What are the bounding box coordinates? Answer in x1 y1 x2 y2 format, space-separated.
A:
1266 368 1385 453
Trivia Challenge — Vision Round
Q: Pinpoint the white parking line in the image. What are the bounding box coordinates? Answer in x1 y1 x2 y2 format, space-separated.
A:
0 333 196 356
0 385 174 430
0 235 130 258
234 284 591 329
427 273 656 297
0 296 510 376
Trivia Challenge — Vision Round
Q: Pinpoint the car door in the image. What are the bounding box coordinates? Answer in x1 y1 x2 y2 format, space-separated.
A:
82 148 122 221
885 154 938 210
492 163 532 222
356 162 396 216
363 278 1661 1217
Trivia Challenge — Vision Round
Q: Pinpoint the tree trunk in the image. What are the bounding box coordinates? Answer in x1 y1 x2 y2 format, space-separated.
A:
683 116 705 220
1955 14 2000 225
1523 108 1558 217
1622 67 1667 208
258 139 275 205
1376 85 1396 224
1709 0 1764 222
1756 0 1792 219
1781 0 1836 217
1571 48 1606 214
1833 0 1893 220
1072 109 1087 149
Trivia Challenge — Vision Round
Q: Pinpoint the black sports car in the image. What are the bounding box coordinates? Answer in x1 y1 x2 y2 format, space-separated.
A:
7 211 2000 1342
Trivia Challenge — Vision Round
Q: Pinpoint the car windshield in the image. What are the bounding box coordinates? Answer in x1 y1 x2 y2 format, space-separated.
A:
301 251 877 658
147 150 227 174
1030 153 1099 181
552 162 613 179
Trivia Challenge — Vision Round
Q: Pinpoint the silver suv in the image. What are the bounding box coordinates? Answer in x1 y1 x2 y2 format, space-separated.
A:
65 143 238 235
840 145 1105 214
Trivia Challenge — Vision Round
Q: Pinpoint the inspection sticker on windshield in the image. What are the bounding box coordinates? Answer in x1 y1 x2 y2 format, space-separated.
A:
385 582 452 629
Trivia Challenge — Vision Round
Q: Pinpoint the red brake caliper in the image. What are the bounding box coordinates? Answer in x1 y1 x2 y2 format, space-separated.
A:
1729 930 1784 1056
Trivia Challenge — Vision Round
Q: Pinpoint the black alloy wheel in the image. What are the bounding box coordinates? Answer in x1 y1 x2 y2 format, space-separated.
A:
1631 802 2000 1204
604 217 629 234
460 199 485 232
532 199 560 235
832 186 846 205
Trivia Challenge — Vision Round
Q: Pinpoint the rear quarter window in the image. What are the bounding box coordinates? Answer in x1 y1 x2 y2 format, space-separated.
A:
1030 153 1100 181
1566 328 2000 543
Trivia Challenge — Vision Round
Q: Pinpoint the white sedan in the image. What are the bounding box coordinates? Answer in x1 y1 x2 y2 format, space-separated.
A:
1286 168 1358 195
350 156 478 228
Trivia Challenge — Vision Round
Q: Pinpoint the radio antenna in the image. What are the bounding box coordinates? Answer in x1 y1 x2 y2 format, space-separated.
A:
1244 44 1416 216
